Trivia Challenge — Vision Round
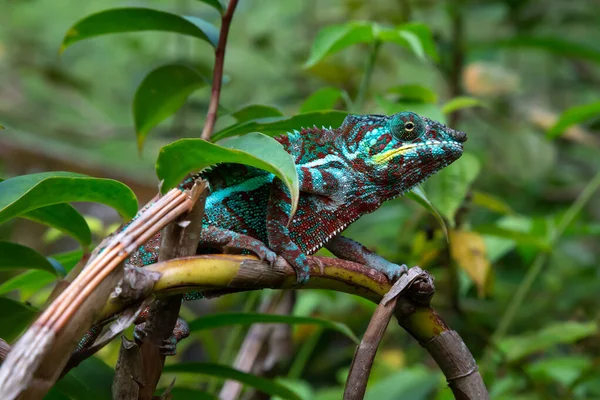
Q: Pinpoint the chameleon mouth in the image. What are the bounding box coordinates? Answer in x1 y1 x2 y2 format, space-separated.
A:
373 141 463 165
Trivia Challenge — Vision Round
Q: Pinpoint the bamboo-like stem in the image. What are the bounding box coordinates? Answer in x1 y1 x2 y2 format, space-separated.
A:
201 0 240 140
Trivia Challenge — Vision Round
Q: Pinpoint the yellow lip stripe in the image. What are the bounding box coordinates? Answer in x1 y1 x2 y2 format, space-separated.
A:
373 143 419 164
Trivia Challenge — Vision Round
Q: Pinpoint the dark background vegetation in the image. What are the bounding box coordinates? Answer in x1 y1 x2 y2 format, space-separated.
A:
1 0 600 398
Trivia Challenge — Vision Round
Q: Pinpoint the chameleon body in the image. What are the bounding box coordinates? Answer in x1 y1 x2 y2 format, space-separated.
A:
77 111 466 355
128 111 466 283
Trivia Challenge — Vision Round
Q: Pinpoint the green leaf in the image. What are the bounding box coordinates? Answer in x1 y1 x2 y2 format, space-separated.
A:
188 313 359 343
527 355 592 388
0 250 82 297
0 242 58 274
498 321 598 362
0 297 37 342
399 22 439 61
299 88 343 113
0 172 138 225
231 105 284 123
212 111 348 141
378 27 425 61
424 152 481 226
54 357 114 400
0 178 91 247
387 84 437 104
491 36 600 65
473 225 551 250
134 64 207 151
471 191 514 215
547 101 600 139
304 22 374 68
364 365 439 400
196 0 224 14
61 8 219 52
156 133 300 216
442 96 483 115
163 363 302 400
406 186 448 240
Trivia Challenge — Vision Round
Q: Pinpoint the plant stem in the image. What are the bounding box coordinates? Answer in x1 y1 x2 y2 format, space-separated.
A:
487 168 600 362
201 0 239 140
354 40 381 113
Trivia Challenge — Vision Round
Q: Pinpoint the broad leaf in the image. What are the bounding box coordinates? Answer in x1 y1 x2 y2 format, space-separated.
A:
0 178 91 247
0 250 82 297
299 88 343 113
378 27 425 61
387 84 437 104
547 101 600 139
442 96 483 115
54 357 114 400
406 186 448 239
449 230 492 297
196 0 224 14
61 8 219 52
231 105 284 123
424 152 480 226
304 22 374 68
134 64 207 151
0 172 138 224
0 242 58 274
0 297 37 342
163 363 302 400
188 313 359 343
156 133 300 216
398 22 438 61
211 110 348 141
471 191 514 215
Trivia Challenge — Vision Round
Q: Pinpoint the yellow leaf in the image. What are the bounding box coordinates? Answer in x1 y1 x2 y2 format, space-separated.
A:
449 230 492 297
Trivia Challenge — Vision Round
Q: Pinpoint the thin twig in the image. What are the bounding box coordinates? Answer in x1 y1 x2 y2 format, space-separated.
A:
201 0 240 140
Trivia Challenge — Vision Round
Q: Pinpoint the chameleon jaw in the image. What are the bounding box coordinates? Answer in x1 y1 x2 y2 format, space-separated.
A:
372 141 461 165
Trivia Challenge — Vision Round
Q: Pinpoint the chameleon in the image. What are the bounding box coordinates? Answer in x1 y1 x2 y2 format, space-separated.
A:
78 111 466 355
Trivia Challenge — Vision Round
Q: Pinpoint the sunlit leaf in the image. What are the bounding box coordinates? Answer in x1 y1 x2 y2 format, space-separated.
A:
134 64 207 151
61 8 219 52
211 110 348 141
406 186 448 240
156 133 299 216
304 22 374 68
387 84 437 104
163 363 302 400
0 250 82 297
378 27 425 61
188 312 359 343
449 230 492 297
442 96 483 115
0 177 91 247
196 0 224 14
299 88 343 113
0 172 137 224
0 241 58 275
498 321 598 362
231 105 284 123
424 152 480 226
0 297 37 342
547 101 600 139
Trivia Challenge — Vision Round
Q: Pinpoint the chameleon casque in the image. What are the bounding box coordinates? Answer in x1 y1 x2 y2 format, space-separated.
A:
79 111 466 354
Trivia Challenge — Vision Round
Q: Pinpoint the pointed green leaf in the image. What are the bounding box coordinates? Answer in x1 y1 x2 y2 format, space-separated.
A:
424 152 481 227
399 22 438 61
0 172 138 224
0 242 57 274
162 363 302 400
304 22 375 68
0 297 37 342
211 110 348 141
0 178 91 247
406 186 448 240
378 27 425 61
442 96 483 115
196 0 224 14
231 105 284 123
547 101 600 139
299 88 343 113
189 313 359 343
61 8 219 52
156 133 299 216
134 64 207 151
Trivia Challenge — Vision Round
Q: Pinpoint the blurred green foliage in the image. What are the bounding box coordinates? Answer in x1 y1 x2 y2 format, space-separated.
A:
1 0 600 399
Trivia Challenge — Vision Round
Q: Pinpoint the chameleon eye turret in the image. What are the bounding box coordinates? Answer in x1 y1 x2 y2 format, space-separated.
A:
389 111 425 142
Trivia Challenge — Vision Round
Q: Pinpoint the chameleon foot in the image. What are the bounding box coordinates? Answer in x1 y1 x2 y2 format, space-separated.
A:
134 317 190 356
200 225 277 264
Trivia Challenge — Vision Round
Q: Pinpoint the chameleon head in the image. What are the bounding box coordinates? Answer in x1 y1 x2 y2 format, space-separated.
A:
341 111 467 196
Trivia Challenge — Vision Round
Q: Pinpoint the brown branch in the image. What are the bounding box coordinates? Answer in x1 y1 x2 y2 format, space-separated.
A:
201 0 240 140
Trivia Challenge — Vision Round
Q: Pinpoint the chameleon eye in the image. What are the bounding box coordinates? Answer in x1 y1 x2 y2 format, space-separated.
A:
390 112 424 141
